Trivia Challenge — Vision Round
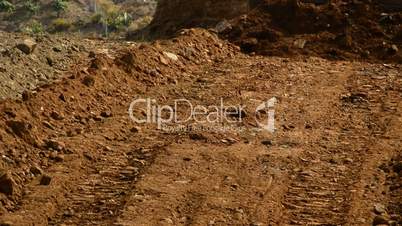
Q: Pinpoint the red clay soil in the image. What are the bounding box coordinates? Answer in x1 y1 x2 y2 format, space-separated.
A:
222 0 402 63
0 28 401 225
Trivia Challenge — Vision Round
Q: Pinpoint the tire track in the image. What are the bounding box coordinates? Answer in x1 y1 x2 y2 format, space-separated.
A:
283 152 357 225
49 141 169 226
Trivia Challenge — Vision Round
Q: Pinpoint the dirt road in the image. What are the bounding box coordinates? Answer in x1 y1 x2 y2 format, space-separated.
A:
0 29 401 225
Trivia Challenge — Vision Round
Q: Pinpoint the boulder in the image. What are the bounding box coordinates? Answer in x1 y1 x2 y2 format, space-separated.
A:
16 39 37 54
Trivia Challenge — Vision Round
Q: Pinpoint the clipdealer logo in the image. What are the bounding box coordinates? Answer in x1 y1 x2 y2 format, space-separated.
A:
128 97 276 133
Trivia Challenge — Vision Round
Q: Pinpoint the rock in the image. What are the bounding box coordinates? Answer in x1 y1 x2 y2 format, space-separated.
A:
49 151 58 160
52 46 62 52
162 218 173 224
88 51 96 58
63 208 75 217
159 55 169 65
250 223 264 226
189 133 207 141
93 116 103 122
2 155 14 164
4 108 16 118
82 75 95 87
59 93 66 102
163 52 179 61
393 161 402 175
215 20 232 33
103 146 112 152
100 110 112 118
16 39 37 54
374 203 387 214
130 126 141 133
344 158 354 164
44 139 65 151
40 174 52 185
46 56 54 66
83 152 94 160
6 120 33 139
373 215 389 225
42 121 55 130
0 221 14 226
390 45 398 54
261 140 273 146
21 91 31 101
50 111 64 120
55 154 64 162
30 165 43 176
0 171 16 196
294 39 307 49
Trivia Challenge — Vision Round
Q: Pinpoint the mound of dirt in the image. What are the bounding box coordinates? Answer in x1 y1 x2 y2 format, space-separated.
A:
0 28 238 222
133 0 249 38
222 0 402 63
0 31 138 100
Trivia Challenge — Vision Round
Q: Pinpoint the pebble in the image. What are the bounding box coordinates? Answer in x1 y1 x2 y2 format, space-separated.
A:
163 51 179 61
159 55 169 65
55 154 65 162
50 111 64 120
373 215 389 225
45 139 65 151
162 218 173 224
30 165 43 176
21 91 31 101
261 140 273 146
344 158 354 164
374 203 387 214
0 221 14 226
390 45 398 54
294 39 307 49
130 126 141 133
42 121 55 130
82 75 95 87
100 110 112 118
40 174 52 185
0 171 16 195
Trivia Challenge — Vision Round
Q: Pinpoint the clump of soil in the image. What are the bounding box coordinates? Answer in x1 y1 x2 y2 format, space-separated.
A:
222 0 402 63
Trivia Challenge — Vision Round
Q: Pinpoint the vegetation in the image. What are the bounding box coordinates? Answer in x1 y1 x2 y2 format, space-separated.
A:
23 0 40 15
52 0 68 17
52 18 71 31
23 20 44 34
0 0 148 35
0 0 15 13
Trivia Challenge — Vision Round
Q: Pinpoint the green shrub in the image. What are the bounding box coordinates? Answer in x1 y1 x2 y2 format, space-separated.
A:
90 13 103 24
52 18 71 31
52 0 67 17
23 20 44 34
23 0 40 15
107 12 131 30
0 0 15 13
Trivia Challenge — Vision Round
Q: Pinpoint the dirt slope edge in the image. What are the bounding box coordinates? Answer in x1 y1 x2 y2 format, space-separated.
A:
0 29 238 225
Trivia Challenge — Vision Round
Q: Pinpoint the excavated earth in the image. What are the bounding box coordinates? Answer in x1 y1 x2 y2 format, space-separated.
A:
146 0 401 63
0 28 400 225
222 0 402 63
